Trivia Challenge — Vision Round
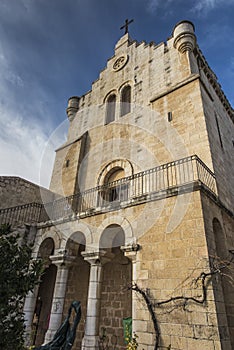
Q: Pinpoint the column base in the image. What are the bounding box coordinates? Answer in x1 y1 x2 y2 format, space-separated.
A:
24 327 32 347
81 335 100 350
44 329 55 344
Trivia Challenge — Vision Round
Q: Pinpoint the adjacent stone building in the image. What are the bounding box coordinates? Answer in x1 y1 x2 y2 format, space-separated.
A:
1 20 234 350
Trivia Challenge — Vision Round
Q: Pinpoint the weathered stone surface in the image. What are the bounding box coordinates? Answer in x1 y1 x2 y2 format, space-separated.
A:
3 20 234 350
0 176 54 209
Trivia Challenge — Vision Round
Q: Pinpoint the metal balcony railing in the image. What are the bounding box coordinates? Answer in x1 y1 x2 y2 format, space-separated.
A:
0 155 217 226
0 202 44 227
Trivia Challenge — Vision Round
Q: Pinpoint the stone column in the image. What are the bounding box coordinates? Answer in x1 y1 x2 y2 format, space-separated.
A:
44 254 75 344
23 286 39 346
121 243 139 334
81 251 112 350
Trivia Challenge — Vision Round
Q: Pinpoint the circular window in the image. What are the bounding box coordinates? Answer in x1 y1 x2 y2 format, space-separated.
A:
113 55 129 71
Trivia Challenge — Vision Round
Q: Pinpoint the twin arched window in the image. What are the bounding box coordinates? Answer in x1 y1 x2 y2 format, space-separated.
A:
105 85 131 124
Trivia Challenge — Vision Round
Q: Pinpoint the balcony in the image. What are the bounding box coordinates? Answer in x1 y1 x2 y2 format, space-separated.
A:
0 155 217 227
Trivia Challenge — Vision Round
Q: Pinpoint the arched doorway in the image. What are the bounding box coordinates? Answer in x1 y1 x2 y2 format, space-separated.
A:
33 238 56 346
99 225 132 349
63 231 90 349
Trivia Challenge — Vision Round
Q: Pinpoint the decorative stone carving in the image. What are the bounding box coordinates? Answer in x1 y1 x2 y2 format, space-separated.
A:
113 54 129 71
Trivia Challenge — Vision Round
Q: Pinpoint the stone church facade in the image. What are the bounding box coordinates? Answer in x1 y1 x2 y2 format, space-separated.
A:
1 21 234 349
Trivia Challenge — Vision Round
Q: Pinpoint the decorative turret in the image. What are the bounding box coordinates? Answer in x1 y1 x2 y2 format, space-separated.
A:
66 96 80 120
173 20 196 53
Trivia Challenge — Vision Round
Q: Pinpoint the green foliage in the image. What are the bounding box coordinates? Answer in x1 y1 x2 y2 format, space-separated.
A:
0 224 43 350
126 332 138 350
125 323 138 350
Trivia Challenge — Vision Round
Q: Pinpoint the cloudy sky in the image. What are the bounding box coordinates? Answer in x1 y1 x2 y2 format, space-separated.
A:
0 0 233 188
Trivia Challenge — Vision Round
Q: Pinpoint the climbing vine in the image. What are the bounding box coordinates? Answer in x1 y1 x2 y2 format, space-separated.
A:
128 255 234 350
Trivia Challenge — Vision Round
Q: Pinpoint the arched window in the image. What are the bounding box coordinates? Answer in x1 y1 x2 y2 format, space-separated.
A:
120 85 131 116
106 94 116 124
104 167 125 202
98 167 129 205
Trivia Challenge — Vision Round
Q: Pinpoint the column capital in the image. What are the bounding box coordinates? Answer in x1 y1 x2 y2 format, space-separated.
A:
121 243 140 261
49 253 76 268
81 250 114 265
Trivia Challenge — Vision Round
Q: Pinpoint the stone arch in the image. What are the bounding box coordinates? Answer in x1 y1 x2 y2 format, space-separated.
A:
65 231 86 256
95 216 134 248
35 230 61 257
118 80 132 93
97 159 134 186
33 237 57 346
38 237 55 259
99 224 125 249
59 222 93 251
98 221 133 347
63 230 90 349
103 89 118 104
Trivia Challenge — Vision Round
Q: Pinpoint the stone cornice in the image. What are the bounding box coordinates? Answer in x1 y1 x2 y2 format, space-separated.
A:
55 135 83 152
194 46 234 123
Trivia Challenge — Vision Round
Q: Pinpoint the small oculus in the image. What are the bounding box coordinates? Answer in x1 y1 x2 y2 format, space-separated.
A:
113 54 129 71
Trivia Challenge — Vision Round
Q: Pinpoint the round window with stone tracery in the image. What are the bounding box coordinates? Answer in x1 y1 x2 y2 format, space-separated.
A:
113 55 129 71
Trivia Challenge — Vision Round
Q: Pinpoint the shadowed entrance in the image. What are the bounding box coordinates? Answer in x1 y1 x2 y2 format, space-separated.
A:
99 225 132 349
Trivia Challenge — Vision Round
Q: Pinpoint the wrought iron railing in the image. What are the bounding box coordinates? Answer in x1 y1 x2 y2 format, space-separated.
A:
0 202 44 227
0 155 217 226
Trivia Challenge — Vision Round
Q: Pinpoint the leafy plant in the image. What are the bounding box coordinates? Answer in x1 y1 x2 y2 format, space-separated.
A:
125 323 138 350
0 224 43 350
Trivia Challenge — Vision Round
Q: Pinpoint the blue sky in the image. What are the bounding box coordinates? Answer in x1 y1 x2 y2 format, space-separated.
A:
0 0 233 188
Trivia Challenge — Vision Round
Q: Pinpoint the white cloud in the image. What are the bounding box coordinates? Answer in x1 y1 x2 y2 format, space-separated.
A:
0 104 69 188
0 50 24 91
191 0 234 14
147 0 160 11
0 21 69 189
0 109 49 186
145 0 234 15
146 0 173 12
193 0 217 12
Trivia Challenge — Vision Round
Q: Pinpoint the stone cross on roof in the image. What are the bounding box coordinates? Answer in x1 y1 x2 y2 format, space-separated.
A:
120 18 134 34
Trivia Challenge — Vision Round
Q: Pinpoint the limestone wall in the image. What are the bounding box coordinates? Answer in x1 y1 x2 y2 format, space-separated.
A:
51 22 221 198
0 176 54 209
34 21 234 350
99 249 132 350
63 257 90 350
35 188 233 349
199 69 234 211
49 133 87 196
201 192 234 349
66 29 198 145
